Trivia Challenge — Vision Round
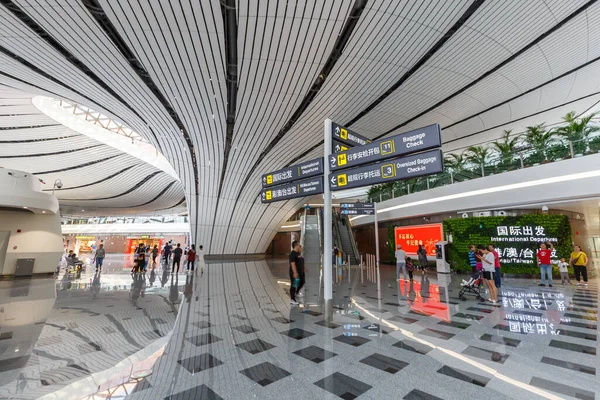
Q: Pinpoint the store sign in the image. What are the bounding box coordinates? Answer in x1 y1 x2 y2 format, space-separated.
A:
394 224 443 255
329 124 441 171
329 149 443 190
492 225 558 264
261 176 324 203
331 122 371 147
76 236 96 239
261 158 323 188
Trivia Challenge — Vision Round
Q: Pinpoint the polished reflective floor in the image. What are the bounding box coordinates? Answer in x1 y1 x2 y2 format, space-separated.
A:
0 254 598 399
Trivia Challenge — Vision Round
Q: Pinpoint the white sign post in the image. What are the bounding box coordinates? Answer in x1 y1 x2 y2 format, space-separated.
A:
374 202 381 297
324 120 333 304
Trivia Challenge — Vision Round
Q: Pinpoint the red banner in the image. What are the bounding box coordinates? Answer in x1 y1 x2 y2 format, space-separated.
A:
394 224 443 255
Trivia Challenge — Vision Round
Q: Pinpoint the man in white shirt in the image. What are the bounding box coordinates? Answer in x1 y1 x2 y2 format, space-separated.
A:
395 244 407 281
481 246 498 303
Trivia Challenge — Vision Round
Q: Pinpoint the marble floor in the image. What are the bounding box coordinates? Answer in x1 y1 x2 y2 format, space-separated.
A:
0 254 598 399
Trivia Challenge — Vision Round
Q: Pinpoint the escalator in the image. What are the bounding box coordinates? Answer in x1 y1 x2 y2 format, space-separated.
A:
303 215 321 265
336 214 359 265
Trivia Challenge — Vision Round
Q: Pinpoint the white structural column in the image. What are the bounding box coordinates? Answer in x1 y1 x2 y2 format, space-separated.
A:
323 119 333 301
374 202 381 297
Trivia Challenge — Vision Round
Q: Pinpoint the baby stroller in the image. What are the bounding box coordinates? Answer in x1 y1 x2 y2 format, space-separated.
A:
458 270 484 301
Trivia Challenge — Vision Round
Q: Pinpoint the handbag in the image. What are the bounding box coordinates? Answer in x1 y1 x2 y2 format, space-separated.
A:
571 254 583 267
292 278 300 288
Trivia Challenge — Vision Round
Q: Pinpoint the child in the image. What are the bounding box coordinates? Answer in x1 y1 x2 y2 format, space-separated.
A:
558 257 571 284
406 257 414 281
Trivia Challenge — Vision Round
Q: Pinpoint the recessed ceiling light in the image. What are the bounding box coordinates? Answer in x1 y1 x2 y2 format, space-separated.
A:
23 206 28 209
42 211 46 214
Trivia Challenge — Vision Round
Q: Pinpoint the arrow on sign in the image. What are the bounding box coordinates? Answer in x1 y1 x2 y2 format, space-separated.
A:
335 144 341 152
330 176 337 185
335 126 340 135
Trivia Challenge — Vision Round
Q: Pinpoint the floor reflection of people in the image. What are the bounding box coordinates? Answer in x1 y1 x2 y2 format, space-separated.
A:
130 273 144 304
161 268 169 288
148 268 156 287
420 274 430 304
91 271 101 298
408 279 416 304
184 274 193 303
169 274 179 304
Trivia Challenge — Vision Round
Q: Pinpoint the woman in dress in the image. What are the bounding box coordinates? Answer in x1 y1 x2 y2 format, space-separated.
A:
417 244 428 274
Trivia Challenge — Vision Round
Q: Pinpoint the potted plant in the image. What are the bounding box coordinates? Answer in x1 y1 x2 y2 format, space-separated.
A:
465 145 492 177
491 130 521 171
553 111 599 155
521 123 556 161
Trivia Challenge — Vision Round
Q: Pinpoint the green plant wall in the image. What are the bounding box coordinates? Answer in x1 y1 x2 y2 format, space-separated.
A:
443 215 572 274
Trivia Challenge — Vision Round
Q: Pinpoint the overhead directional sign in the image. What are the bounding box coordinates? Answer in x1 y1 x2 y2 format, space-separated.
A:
329 149 443 191
261 176 324 203
340 202 374 209
329 124 442 171
341 208 375 215
332 140 350 154
332 122 371 148
262 157 323 188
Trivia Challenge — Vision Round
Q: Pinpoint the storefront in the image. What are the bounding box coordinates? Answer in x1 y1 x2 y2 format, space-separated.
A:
75 236 96 254
126 236 164 253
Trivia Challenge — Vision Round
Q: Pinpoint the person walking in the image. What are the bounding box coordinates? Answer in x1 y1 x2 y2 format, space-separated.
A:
537 242 553 287
395 244 407 281
144 245 151 272
417 244 428 274
198 245 205 274
488 244 501 288
95 244 105 272
187 244 196 272
152 245 158 267
481 246 498 303
296 244 306 299
570 245 589 286
289 240 304 305
468 245 477 274
172 243 183 274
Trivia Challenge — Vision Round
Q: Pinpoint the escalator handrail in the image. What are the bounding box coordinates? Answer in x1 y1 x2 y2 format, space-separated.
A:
342 214 361 264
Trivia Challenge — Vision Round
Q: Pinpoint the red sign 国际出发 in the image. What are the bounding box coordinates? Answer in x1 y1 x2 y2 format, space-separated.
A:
394 224 443 255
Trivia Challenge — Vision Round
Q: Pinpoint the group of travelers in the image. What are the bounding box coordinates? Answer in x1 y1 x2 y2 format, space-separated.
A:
153 241 205 275
538 243 589 287
394 244 429 282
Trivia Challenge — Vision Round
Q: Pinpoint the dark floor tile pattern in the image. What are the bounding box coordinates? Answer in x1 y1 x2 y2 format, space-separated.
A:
403 389 443 400
164 384 223 400
540 356 596 375
419 328 455 340
177 353 223 374
302 310 323 317
293 345 337 363
462 346 509 364
281 328 314 340
240 362 291 387
314 372 373 399
271 317 294 324
359 353 408 374
466 307 494 314
453 312 484 321
437 365 490 387
236 338 276 355
389 315 418 324
232 324 258 334
315 320 341 329
393 339 432 355
559 319 597 330
438 320 470 329
193 321 211 329
549 339 596 355
186 333 222 347
529 376 594 400
333 334 371 347
479 333 521 347
564 312 597 321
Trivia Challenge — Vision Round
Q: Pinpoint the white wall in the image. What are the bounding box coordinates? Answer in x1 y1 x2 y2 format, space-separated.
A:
61 222 190 235
0 210 63 275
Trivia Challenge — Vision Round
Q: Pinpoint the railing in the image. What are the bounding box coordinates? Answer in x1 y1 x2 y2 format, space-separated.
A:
299 207 307 251
368 136 600 203
62 216 189 225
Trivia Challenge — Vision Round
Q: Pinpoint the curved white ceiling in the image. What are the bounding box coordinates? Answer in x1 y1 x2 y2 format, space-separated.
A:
0 0 599 254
